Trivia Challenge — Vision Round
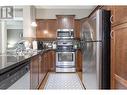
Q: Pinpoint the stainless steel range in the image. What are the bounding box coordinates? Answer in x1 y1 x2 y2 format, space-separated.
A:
56 29 76 72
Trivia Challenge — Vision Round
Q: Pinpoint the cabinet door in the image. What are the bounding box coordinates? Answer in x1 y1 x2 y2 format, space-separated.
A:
38 55 44 86
42 53 46 76
113 6 127 25
30 56 39 89
75 20 81 38
111 24 127 89
48 51 55 72
47 20 57 38
36 20 57 38
43 52 48 73
56 15 75 29
76 50 82 72
36 20 48 38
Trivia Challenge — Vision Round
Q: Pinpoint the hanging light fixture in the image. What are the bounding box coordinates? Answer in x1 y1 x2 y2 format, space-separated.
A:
31 6 37 27
31 21 37 27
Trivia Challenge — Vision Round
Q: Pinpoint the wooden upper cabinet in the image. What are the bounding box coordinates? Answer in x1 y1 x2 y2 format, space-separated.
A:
75 20 81 38
102 6 127 26
36 20 47 38
113 6 127 25
36 19 57 38
47 20 57 38
56 15 75 29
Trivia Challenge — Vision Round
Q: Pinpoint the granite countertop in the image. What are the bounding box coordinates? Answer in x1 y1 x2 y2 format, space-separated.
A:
0 49 55 75
0 50 42 75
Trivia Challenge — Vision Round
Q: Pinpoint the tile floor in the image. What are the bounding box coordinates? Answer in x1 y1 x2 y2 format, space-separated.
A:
44 73 84 89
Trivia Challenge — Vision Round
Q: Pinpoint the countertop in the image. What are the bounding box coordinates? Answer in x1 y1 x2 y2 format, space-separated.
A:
0 49 52 75
0 49 56 75
0 55 31 75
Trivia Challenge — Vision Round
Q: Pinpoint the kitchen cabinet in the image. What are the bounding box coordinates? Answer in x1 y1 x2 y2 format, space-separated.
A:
36 20 47 38
56 15 75 29
30 55 39 89
36 19 57 38
44 52 49 73
112 6 127 26
101 6 127 26
38 55 45 86
76 50 82 72
36 19 81 38
41 52 47 76
47 20 57 38
75 20 81 38
111 24 127 89
47 51 56 72
101 6 127 89
41 50 55 73
30 51 53 89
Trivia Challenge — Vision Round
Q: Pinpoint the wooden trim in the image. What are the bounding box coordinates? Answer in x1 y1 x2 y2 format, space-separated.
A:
35 38 57 41
36 18 87 21
80 17 88 22
112 22 127 30
36 19 56 21
56 15 75 17
114 74 127 88
38 72 50 89
112 17 127 27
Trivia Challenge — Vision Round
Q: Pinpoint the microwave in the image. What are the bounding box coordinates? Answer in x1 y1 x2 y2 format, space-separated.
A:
57 29 74 39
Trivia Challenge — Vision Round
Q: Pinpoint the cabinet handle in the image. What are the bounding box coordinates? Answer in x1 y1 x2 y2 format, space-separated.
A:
110 15 113 24
110 30 114 39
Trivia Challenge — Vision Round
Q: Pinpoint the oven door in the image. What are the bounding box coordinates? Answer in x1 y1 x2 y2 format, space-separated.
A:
56 52 75 67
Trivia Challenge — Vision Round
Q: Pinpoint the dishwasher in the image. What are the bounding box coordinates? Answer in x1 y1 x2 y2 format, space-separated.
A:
0 61 30 89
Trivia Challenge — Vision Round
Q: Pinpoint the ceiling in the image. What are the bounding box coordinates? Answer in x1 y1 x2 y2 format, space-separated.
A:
35 5 96 19
35 6 96 9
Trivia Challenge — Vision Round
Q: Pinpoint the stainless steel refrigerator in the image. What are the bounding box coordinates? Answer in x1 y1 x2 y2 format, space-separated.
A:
81 9 111 89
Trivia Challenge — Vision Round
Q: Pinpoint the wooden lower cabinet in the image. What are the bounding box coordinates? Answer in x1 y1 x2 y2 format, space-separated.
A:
30 50 55 89
76 50 82 72
111 23 127 89
30 55 39 89
48 51 55 72
38 55 45 86
100 5 127 89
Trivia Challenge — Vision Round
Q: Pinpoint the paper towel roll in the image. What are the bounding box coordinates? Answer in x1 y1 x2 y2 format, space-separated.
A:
32 40 37 50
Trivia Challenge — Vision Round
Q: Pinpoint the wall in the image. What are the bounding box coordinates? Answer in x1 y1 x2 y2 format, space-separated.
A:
0 22 2 53
7 29 23 48
36 9 93 19
6 20 23 29
23 6 36 38
0 21 7 54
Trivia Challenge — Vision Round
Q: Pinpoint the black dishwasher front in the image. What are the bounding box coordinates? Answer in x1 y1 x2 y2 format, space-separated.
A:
0 61 30 89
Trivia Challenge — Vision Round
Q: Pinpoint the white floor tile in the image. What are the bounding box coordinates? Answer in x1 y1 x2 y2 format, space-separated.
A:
44 73 84 90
